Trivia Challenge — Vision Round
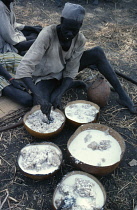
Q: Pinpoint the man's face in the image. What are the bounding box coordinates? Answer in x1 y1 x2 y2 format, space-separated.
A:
60 18 82 41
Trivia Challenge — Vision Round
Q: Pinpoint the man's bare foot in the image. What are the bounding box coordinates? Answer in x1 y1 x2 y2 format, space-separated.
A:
117 98 137 113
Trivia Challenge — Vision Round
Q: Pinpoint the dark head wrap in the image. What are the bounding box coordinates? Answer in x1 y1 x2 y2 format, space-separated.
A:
61 2 85 22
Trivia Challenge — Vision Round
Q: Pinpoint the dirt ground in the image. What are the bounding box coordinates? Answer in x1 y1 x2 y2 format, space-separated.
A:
0 0 137 209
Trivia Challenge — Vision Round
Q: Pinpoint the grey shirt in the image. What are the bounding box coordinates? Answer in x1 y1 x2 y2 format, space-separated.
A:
0 1 26 53
15 24 86 82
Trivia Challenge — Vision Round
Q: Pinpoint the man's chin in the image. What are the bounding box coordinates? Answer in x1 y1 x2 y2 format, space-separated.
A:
64 37 73 41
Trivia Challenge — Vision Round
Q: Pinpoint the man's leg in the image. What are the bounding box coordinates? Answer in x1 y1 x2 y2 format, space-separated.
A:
22 30 38 41
14 40 35 55
22 26 42 37
14 26 42 55
79 46 137 113
2 85 33 107
35 79 59 103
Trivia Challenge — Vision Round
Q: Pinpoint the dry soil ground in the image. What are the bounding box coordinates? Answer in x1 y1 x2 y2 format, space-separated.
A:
0 0 137 209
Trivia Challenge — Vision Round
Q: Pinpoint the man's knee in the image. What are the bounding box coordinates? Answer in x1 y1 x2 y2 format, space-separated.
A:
85 46 105 59
19 95 32 107
93 46 105 57
2 85 12 95
91 46 106 64
2 85 32 107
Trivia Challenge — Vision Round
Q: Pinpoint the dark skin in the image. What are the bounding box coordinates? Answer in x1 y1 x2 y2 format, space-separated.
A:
2 17 84 118
52 18 137 114
3 17 136 119
1 0 13 9
15 25 42 55
79 47 137 113
22 18 86 121
0 64 33 106
1 0 42 56
0 63 32 131
22 17 137 120
56 18 82 51
51 18 137 114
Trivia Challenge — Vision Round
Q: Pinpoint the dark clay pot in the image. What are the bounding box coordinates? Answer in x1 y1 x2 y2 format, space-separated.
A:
87 76 111 107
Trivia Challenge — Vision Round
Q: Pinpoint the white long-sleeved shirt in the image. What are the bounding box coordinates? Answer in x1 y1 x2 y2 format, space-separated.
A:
15 24 86 82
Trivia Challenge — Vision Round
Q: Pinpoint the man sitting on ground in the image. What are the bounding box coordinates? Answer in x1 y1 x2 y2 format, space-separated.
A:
15 3 137 122
0 0 42 56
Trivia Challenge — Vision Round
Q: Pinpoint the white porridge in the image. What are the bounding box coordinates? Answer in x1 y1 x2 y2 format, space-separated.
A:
18 144 62 174
54 173 105 210
65 103 99 123
68 129 122 166
25 109 65 133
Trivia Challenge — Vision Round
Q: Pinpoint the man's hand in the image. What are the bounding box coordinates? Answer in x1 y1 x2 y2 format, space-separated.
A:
10 79 29 92
52 95 62 110
41 100 52 120
51 77 74 110
35 95 52 120
22 77 52 119
51 87 63 110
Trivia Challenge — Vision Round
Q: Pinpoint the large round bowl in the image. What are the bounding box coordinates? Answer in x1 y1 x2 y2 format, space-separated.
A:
17 142 63 180
67 123 126 176
64 100 100 127
23 105 66 139
52 171 107 209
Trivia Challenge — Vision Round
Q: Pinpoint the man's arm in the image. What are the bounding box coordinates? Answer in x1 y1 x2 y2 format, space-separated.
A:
23 26 42 34
0 10 26 45
51 77 87 109
22 77 52 120
51 35 86 109
15 27 53 119
51 77 73 109
0 64 28 91
0 64 12 81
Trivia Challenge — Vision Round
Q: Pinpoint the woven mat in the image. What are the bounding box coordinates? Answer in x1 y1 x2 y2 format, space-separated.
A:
0 96 30 127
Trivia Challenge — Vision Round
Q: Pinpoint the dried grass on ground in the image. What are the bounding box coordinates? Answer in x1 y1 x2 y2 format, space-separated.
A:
0 0 137 209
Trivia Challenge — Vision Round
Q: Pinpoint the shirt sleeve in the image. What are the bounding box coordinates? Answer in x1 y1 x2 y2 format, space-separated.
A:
0 9 26 45
15 27 51 79
12 5 25 30
14 22 25 30
63 33 86 79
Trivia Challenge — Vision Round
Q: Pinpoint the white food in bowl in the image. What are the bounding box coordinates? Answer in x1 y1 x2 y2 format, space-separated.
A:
65 103 99 123
25 109 65 133
18 144 62 175
54 173 105 209
68 129 122 166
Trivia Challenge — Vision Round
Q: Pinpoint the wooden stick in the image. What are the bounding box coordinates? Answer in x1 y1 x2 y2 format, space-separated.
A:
0 119 23 132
